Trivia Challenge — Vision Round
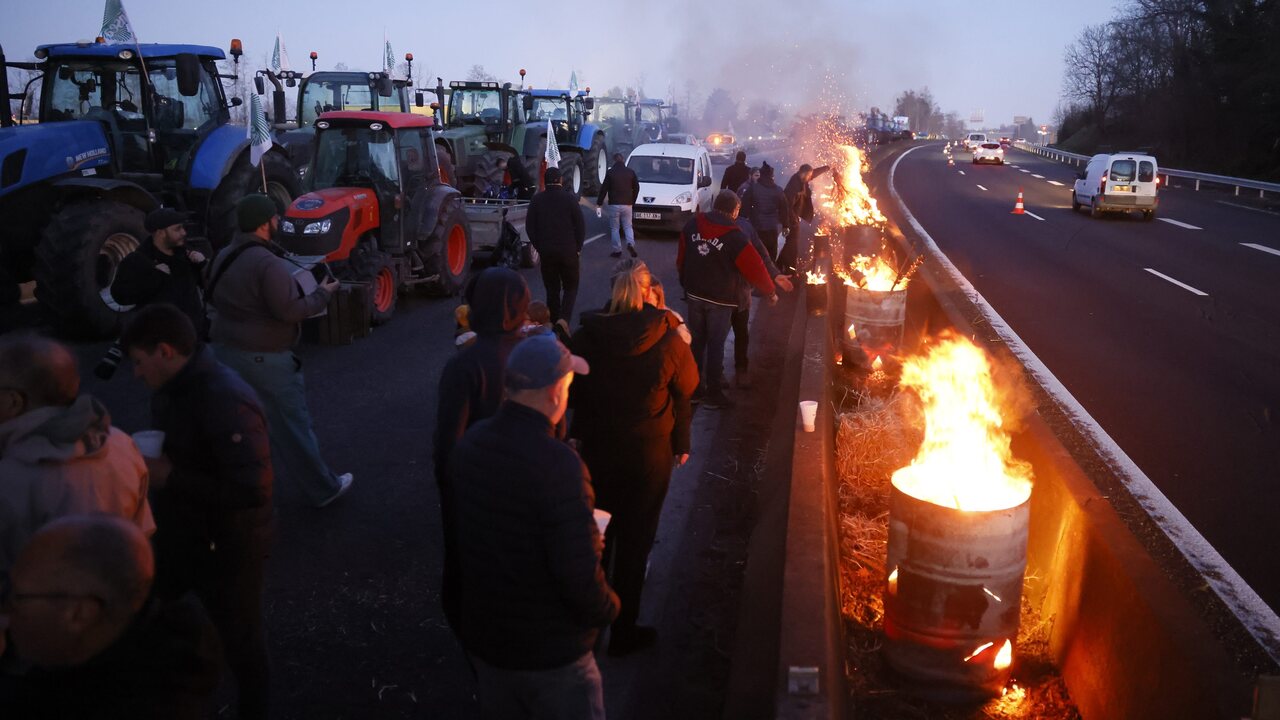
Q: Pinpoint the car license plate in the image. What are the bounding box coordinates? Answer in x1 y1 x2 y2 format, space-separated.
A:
636 212 661 220
1113 185 1130 192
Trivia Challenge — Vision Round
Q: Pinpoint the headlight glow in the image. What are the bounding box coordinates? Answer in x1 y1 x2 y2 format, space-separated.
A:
303 219 332 234
673 191 693 204
281 220 296 233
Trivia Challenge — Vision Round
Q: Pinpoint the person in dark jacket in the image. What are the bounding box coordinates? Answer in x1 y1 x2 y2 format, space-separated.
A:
741 162 793 261
780 164 827 274
678 191 777 408
596 153 640 258
449 333 618 719
2 515 222 720
570 259 698 656
731 218 794 388
120 303 273 720
526 167 586 323
719 151 750 198
111 207 207 333
433 267 531 630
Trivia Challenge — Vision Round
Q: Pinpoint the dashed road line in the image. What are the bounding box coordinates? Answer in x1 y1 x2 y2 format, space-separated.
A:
976 184 988 192
1032 174 1045 179
1242 242 1280 258
1217 200 1280 217
1024 211 1045 221
958 170 966 175
1019 169 1031 173
1145 268 1208 296
1047 180 1064 186
1157 218 1203 230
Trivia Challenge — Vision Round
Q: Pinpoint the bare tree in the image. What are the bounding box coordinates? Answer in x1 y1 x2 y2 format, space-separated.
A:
1062 24 1120 131
467 64 497 83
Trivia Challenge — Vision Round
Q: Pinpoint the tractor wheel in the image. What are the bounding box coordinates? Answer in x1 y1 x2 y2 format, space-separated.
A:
208 151 300 251
426 203 471 296
560 157 583 197
584 134 607 195
34 200 146 338
350 244 398 324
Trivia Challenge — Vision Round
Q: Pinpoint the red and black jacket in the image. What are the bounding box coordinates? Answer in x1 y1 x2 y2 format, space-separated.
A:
677 211 774 307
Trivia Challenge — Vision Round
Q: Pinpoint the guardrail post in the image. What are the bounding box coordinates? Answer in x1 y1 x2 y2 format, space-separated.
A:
1235 186 1240 197
1196 179 1201 191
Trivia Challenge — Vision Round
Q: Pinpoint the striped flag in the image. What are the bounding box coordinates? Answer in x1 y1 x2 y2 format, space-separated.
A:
569 71 579 94
248 92 272 167
271 33 291 74
100 0 136 43
544 119 561 168
383 35 394 73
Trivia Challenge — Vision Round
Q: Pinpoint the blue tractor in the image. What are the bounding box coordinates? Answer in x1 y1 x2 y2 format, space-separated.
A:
524 88 605 196
0 40 300 337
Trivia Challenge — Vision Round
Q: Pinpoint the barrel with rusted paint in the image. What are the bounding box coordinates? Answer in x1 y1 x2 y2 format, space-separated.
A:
882 485 1030 698
842 287 907 370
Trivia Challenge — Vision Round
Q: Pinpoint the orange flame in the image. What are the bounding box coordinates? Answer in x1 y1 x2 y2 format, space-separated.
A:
994 639 1013 669
887 567 898 595
890 335 1033 511
872 355 884 371
820 145 886 228
805 270 828 285
847 322 857 339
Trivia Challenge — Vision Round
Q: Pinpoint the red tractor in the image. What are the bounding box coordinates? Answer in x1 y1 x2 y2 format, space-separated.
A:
277 111 470 323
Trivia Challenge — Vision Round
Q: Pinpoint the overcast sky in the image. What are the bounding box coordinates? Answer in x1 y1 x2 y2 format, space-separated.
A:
3 0 1119 128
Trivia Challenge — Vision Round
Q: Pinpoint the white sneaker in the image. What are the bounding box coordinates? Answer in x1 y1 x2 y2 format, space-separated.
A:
317 473 354 508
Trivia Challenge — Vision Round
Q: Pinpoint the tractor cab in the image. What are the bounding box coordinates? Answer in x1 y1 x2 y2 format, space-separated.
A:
434 79 543 196
525 89 593 147
632 99 680 144
280 111 469 322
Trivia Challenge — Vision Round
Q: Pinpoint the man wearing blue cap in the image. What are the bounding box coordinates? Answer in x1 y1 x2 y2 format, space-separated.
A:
448 332 618 720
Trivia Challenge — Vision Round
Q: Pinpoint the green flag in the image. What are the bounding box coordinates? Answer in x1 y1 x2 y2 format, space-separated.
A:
271 34 290 74
248 92 272 167
100 0 136 43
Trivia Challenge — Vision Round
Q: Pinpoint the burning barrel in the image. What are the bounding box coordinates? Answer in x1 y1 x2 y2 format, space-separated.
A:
843 286 907 371
881 334 1034 699
883 487 1029 698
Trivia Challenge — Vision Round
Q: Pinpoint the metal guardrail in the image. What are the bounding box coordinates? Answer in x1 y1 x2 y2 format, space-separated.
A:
1013 142 1280 197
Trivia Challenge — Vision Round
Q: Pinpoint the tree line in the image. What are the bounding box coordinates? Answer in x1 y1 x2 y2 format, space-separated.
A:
1058 0 1280 179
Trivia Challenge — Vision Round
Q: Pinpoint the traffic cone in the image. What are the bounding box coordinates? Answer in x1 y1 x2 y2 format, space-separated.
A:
1011 189 1025 214
947 156 955 167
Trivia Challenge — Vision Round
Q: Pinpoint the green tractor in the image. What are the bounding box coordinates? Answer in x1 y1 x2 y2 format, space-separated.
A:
588 96 681 167
0 39 299 337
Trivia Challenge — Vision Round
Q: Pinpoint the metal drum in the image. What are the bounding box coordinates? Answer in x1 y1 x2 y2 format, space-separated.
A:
882 485 1030 699
842 287 907 370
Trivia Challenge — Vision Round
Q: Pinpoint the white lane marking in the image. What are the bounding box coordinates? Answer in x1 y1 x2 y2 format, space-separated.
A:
1158 218 1202 230
1144 268 1208 296
583 233 606 246
1009 164 1019 168
958 170 966 175
1217 200 1280 217
976 184 988 191
890 143 1280 661
1032 174 1045 179
1019 169 1031 173
1242 242 1280 258
1048 180 1064 186
1024 210 1045 221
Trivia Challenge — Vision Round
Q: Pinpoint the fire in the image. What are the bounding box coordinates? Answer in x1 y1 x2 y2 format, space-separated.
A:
890 335 1033 511
842 254 902 291
805 270 828 285
887 567 898 595
822 144 886 228
847 322 857 339
871 355 884 371
994 639 1013 669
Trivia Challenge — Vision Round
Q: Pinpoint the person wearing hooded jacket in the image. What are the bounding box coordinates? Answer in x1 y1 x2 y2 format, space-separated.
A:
741 162 794 261
0 335 154 574
433 267 531 630
719 151 750 199
678 191 777 408
569 259 698 656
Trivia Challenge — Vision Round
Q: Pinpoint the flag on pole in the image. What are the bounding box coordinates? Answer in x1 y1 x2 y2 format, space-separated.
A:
545 119 561 167
271 33 291 74
569 71 579 94
383 34 394 73
248 92 272 168
100 0 137 43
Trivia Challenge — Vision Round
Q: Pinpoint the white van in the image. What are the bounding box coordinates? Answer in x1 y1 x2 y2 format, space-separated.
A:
965 132 987 151
628 143 715 232
1071 153 1159 221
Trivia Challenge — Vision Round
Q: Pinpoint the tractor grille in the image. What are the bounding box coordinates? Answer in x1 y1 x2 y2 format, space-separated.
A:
279 208 350 257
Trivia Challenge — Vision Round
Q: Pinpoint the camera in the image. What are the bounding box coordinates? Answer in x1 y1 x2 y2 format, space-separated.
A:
94 340 125 380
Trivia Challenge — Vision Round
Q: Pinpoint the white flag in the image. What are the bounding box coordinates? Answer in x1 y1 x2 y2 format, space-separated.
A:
384 36 394 73
545 119 561 168
569 71 579 94
100 0 136 43
271 34 291 74
248 92 272 167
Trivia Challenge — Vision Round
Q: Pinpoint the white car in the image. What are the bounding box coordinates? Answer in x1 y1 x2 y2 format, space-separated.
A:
965 132 988 152
628 143 715 232
1072 152 1159 220
972 142 1005 165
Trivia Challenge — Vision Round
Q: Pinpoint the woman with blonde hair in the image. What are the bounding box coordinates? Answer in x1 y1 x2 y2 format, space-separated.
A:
569 260 699 656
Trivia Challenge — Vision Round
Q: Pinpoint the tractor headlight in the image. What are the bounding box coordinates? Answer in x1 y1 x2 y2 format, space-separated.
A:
302 219 331 234
281 219 296 234
673 191 693 204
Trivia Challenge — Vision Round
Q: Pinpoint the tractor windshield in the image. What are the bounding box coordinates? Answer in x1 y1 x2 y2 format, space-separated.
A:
637 105 663 123
44 59 221 130
593 101 627 125
529 97 568 123
301 80 380 126
449 89 502 126
309 125 400 191
629 155 694 185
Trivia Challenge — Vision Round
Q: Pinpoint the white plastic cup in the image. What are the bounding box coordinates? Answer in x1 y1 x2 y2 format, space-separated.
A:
132 430 166 458
799 401 819 433
593 508 612 536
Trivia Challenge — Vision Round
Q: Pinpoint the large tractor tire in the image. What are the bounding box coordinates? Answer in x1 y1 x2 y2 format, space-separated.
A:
425 203 471 297
349 243 398 324
560 156 583 198
584 134 607 195
208 151 300 251
34 200 146 338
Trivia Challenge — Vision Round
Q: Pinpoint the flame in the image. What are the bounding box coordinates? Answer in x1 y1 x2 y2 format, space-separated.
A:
994 639 1013 669
805 270 827 285
847 322 857 339
887 567 898 595
872 355 884 371
890 335 1033 511
842 254 904 291
822 145 886 228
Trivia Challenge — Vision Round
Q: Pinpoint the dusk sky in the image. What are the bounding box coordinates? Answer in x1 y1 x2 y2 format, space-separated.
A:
3 0 1120 128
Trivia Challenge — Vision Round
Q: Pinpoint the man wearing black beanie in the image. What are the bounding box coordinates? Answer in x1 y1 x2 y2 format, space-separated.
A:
206 194 354 508
112 207 207 333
